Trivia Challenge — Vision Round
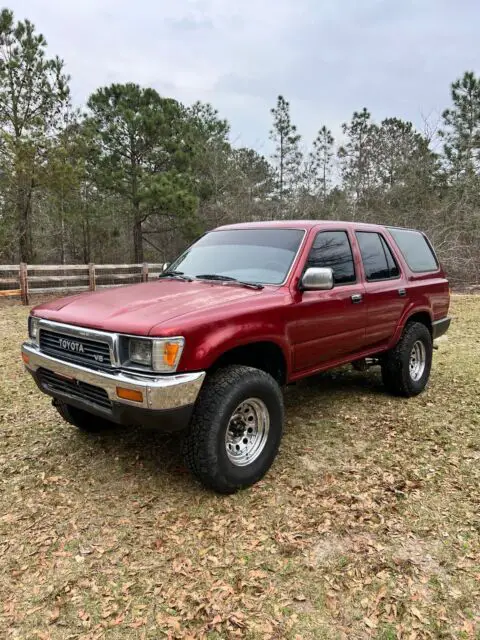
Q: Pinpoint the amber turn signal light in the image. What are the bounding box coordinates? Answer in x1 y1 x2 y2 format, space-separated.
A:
21 352 30 365
163 342 180 367
116 387 143 403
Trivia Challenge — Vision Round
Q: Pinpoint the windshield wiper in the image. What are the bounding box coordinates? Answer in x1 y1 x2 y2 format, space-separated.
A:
158 270 194 282
195 274 264 290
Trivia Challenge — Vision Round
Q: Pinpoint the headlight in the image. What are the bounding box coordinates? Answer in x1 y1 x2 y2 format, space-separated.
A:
28 316 40 343
128 337 184 372
129 339 152 367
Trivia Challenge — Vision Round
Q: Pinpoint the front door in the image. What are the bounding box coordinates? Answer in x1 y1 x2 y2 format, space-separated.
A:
289 229 367 372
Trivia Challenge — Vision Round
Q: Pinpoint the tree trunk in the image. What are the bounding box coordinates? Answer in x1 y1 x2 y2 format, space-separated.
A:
60 215 66 264
133 207 143 263
279 133 284 205
322 161 327 202
17 175 33 262
82 215 91 264
81 184 91 263
130 149 143 263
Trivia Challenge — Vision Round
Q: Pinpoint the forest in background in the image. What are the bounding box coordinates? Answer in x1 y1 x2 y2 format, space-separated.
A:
0 8 479 284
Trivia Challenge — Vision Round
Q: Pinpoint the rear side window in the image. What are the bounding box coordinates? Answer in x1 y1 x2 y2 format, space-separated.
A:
307 230 356 284
356 232 400 281
388 228 438 272
380 236 400 278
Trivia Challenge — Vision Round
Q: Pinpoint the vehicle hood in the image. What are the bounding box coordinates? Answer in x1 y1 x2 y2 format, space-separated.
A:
32 280 270 335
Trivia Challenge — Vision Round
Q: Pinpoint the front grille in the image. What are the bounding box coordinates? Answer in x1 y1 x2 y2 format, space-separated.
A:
39 329 112 368
37 368 112 410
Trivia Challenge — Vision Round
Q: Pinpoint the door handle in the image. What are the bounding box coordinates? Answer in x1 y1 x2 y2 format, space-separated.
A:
351 293 363 304
398 288 406 297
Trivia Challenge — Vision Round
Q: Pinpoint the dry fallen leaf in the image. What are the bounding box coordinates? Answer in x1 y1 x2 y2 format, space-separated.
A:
410 606 428 624
363 617 377 629
48 607 60 624
293 594 306 602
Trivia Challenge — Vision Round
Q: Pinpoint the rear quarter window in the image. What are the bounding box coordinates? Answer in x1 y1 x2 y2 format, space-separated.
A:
387 228 438 273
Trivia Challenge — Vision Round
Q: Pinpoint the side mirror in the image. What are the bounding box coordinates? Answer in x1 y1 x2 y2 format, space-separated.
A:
162 262 170 272
301 267 334 291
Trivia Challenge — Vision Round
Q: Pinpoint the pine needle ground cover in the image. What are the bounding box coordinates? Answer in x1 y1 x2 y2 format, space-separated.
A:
0 296 479 639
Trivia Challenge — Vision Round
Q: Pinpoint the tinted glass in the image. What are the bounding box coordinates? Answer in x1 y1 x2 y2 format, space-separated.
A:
380 236 400 278
168 229 304 285
356 232 399 281
388 228 438 272
307 231 355 284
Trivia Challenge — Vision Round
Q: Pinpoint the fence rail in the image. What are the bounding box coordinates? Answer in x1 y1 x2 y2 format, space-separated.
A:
0 262 166 305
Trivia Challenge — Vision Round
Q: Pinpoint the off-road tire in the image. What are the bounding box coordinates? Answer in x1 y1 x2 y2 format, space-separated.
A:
183 365 284 494
54 401 114 433
381 322 433 397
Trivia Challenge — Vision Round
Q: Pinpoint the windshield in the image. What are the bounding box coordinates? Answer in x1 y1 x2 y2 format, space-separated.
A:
168 229 305 285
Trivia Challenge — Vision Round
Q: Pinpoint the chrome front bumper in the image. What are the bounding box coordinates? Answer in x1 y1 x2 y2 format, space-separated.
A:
22 342 205 412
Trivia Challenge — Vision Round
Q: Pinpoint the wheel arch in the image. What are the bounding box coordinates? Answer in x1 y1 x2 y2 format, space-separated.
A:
391 306 433 347
208 340 288 386
405 310 433 334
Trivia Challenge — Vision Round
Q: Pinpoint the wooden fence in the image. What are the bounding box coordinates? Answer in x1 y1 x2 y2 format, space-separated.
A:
0 263 166 305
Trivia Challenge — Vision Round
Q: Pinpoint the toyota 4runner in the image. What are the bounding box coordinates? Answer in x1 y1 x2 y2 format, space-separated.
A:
22 221 451 493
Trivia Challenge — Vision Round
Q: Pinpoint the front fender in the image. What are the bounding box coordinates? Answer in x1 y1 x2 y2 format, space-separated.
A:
178 318 291 377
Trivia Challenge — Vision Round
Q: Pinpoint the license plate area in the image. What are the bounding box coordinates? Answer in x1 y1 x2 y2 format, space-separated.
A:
37 368 112 410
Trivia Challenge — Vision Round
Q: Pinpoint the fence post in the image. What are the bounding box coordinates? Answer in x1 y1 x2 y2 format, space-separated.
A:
142 262 149 282
88 263 96 291
19 263 29 306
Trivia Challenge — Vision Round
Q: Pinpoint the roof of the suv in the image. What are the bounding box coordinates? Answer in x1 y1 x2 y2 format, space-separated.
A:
215 220 391 232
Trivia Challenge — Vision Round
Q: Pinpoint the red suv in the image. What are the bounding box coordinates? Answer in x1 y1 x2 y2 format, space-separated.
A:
22 221 450 493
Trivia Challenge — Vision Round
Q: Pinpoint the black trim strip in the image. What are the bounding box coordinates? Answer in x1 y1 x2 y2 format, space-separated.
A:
432 317 451 340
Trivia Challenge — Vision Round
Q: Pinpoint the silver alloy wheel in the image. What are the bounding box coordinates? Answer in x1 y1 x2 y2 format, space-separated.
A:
225 398 270 467
409 340 426 381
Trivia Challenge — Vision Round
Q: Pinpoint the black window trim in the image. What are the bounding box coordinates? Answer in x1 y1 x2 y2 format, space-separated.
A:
386 226 440 273
379 234 401 280
304 228 357 287
355 230 402 283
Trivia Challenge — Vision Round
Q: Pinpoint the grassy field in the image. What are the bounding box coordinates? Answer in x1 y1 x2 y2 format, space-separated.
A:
0 296 479 639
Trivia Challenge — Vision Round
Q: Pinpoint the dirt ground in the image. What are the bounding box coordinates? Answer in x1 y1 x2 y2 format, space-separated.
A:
0 296 479 639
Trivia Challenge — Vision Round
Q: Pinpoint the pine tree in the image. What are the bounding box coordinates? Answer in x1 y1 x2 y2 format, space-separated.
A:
338 108 375 213
368 118 440 221
86 84 199 262
43 114 90 263
439 72 480 244
308 126 335 201
0 9 69 261
440 71 480 178
269 95 302 207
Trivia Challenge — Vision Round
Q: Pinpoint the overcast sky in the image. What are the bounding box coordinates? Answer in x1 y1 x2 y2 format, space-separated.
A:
10 0 480 153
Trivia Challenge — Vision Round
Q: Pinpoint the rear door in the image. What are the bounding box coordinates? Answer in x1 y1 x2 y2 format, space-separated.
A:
291 229 367 372
355 230 409 348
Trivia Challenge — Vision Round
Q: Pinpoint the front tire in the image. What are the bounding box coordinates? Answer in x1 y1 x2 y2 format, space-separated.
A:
381 322 433 397
183 365 284 494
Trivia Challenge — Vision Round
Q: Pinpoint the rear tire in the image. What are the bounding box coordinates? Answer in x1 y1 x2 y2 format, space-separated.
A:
54 401 114 433
183 365 284 494
381 322 433 397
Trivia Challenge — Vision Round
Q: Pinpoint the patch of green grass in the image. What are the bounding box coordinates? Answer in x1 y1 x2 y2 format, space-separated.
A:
376 624 397 640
